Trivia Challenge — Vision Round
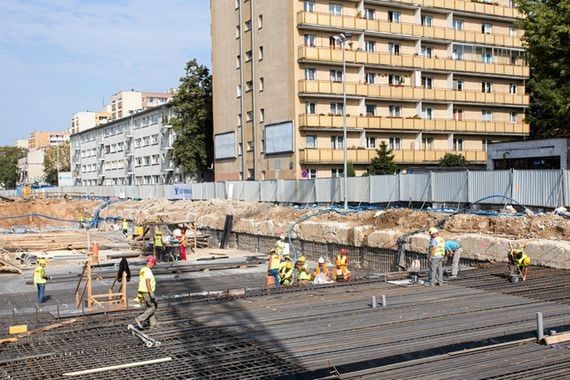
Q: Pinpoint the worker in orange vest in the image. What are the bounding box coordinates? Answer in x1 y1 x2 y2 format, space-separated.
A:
334 248 351 282
312 257 330 280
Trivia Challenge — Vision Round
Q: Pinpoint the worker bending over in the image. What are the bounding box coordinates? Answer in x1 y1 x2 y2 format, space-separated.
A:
33 258 51 304
508 248 531 282
267 248 281 287
427 227 445 286
445 240 463 279
312 257 330 279
279 256 293 287
295 256 311 286
334 248 351 282
135 256 158 329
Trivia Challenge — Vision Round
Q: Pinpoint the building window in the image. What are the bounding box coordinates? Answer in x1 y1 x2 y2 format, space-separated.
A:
510 111 518 123
366 104 376 116
422 107 433 120
365 8 375 20
388 11 400 23
260 109 265 123
244 19 252 31
259 77 264 91
306 135 317 148
389 137 401 150
258 46 264 60
482 48 492 63
246 80 253 92
306 102 316 115
331 136 344 149
304 34 316 47
305 68 316 80
421 76 433 89
308 169 317 179
482 109 493 122
481 23 492 34
331 168 344 177
366 136 376 148
453 138 464 151
238 113 242 126
509 83 517 94
509 26 517 37
453 108 464 121
258 14 263 29
236 25 240 38
421 45 432 58
330 103 344 115
246 111 253 121
421 15 432 27
366 72 375 84
389 105 401 117
330 69 343 82
388 74 402 85
365 40 376 52
237 85 242 97
236 55 240 68
453 20 463 31
422 137 434 150
330 36 342 49
304 1 315 12
482 81 493 93
453 46 463 60
453 79 464 91
329 3 343 16
388 42 400 55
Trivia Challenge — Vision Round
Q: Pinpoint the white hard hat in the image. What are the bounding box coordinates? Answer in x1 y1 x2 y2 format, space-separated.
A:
318 257 325 264
279 235 285 240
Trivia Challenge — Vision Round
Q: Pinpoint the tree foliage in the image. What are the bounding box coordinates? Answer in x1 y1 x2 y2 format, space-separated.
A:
170 59 213 179
367 141 398 175
0 146 25 189
44 141 71 185
516 0 570 137
439 153 469 168
347 161 356 177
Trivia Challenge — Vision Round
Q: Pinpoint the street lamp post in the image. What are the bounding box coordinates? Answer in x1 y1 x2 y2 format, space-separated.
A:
334 33 350 210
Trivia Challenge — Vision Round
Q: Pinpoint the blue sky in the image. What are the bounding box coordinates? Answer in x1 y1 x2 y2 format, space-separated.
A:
0 0 211 146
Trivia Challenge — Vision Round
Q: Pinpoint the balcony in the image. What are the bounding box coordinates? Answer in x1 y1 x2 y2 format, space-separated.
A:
298 46 529 78
366 0 520 18
298 114 529 135
299 147 487 164
298 80 529 106
298 11 522 48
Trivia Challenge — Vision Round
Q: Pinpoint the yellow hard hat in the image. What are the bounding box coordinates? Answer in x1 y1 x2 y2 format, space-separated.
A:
38 258 47 266
428 227 439 234
286 262 292 269
299 256 306 262
523 257 531 266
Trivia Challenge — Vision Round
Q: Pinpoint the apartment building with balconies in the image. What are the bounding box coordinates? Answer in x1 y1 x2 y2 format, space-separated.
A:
28 131 69 150
69 103 183 186
110 90 173 121
70 111 112 135
211 0 529 180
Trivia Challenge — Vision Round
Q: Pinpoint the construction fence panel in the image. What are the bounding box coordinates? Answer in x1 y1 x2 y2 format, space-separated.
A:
215 182 226 199
513 170 564 208
226 181 245 201
565 171 570 207
369 174 399 203
296 179 316 204
244 181 261 202
432 171 469 205
260 180 278 203
315 178 341 203
399 172 431 203
203 182 216 199
468 170 511 204
192 183 204 200
277 180 296 203
347 176 370 203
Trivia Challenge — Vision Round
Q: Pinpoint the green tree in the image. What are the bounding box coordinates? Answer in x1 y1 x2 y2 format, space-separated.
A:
0 146 25 189
516 0 570 137
347 161 356 177
170 59 213 179
439 153 468 168
44 141 71 185
367 141 398 175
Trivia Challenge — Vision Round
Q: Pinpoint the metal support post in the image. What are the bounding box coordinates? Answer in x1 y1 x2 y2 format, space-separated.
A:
371 296 377 308
537 312 544 341
381 295 387 307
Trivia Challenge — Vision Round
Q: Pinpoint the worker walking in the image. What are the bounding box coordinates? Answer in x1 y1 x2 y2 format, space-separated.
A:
121 219 129 238
508 247 531 282
427 227 445 286
33 258 50 304
279 255 293 287
135 256 158 329
334 248 351 282
445 240 463 279
267 248 281 287
177 224 188 261
295 256 311 286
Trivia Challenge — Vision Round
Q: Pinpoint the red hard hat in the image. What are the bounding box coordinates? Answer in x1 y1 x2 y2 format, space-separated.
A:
147 256 157 265
340 248 347 254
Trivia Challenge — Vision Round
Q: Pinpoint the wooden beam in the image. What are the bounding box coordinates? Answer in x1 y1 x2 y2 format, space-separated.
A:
544 332 570 345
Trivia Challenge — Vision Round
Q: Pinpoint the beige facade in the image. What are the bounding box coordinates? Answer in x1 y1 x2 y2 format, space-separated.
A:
28 131 69 150
212 0 529 180
70 111 111 135
110 91 172 120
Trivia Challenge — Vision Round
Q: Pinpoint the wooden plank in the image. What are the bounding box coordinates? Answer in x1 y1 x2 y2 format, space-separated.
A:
544 332 570 345
18 319 77 338
0 338 18 345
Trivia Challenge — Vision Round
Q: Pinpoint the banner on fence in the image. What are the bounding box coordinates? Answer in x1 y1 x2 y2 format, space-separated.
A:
172 184 192 200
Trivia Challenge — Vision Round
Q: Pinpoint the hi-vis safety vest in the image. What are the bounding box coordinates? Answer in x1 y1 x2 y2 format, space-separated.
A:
336 255 348 267
122 221 128 230
433 237 445 257
154 232 163 248
34 266 47 285
270 254 281 270
138 267 156 293
279 262 293 279
511 249 530 267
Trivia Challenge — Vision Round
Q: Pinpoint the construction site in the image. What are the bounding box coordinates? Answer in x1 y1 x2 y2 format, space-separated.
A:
1 195 570 379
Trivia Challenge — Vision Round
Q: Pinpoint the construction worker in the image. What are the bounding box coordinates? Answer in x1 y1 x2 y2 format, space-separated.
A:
508 247 531 282
295 256 311 286
312 257 330 280
427 227 445 286
78 213 85 229
177 224 188 261
121 219 129 238
445 240 463 279
279 256 293 287
267 248 281 287
135 256 157 329
33 258 50 304
334 248 351 281
275 235 289 257
154 229 164 259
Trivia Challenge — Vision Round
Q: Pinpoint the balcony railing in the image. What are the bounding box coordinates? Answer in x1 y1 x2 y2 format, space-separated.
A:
298 11 522 48
366 0 520 18
298 114 529 135
298 46 529 77
299 147 487 164
298 80 529 106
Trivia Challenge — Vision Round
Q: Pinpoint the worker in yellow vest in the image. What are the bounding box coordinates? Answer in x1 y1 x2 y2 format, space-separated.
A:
135 256 157 329
334 248 351 282
121 219 129 238
267 248 281 287
508 248 531 282
33 258 50 304
295 256 311 286
154 229 163 259
279 256 293 287
427 227 445 286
